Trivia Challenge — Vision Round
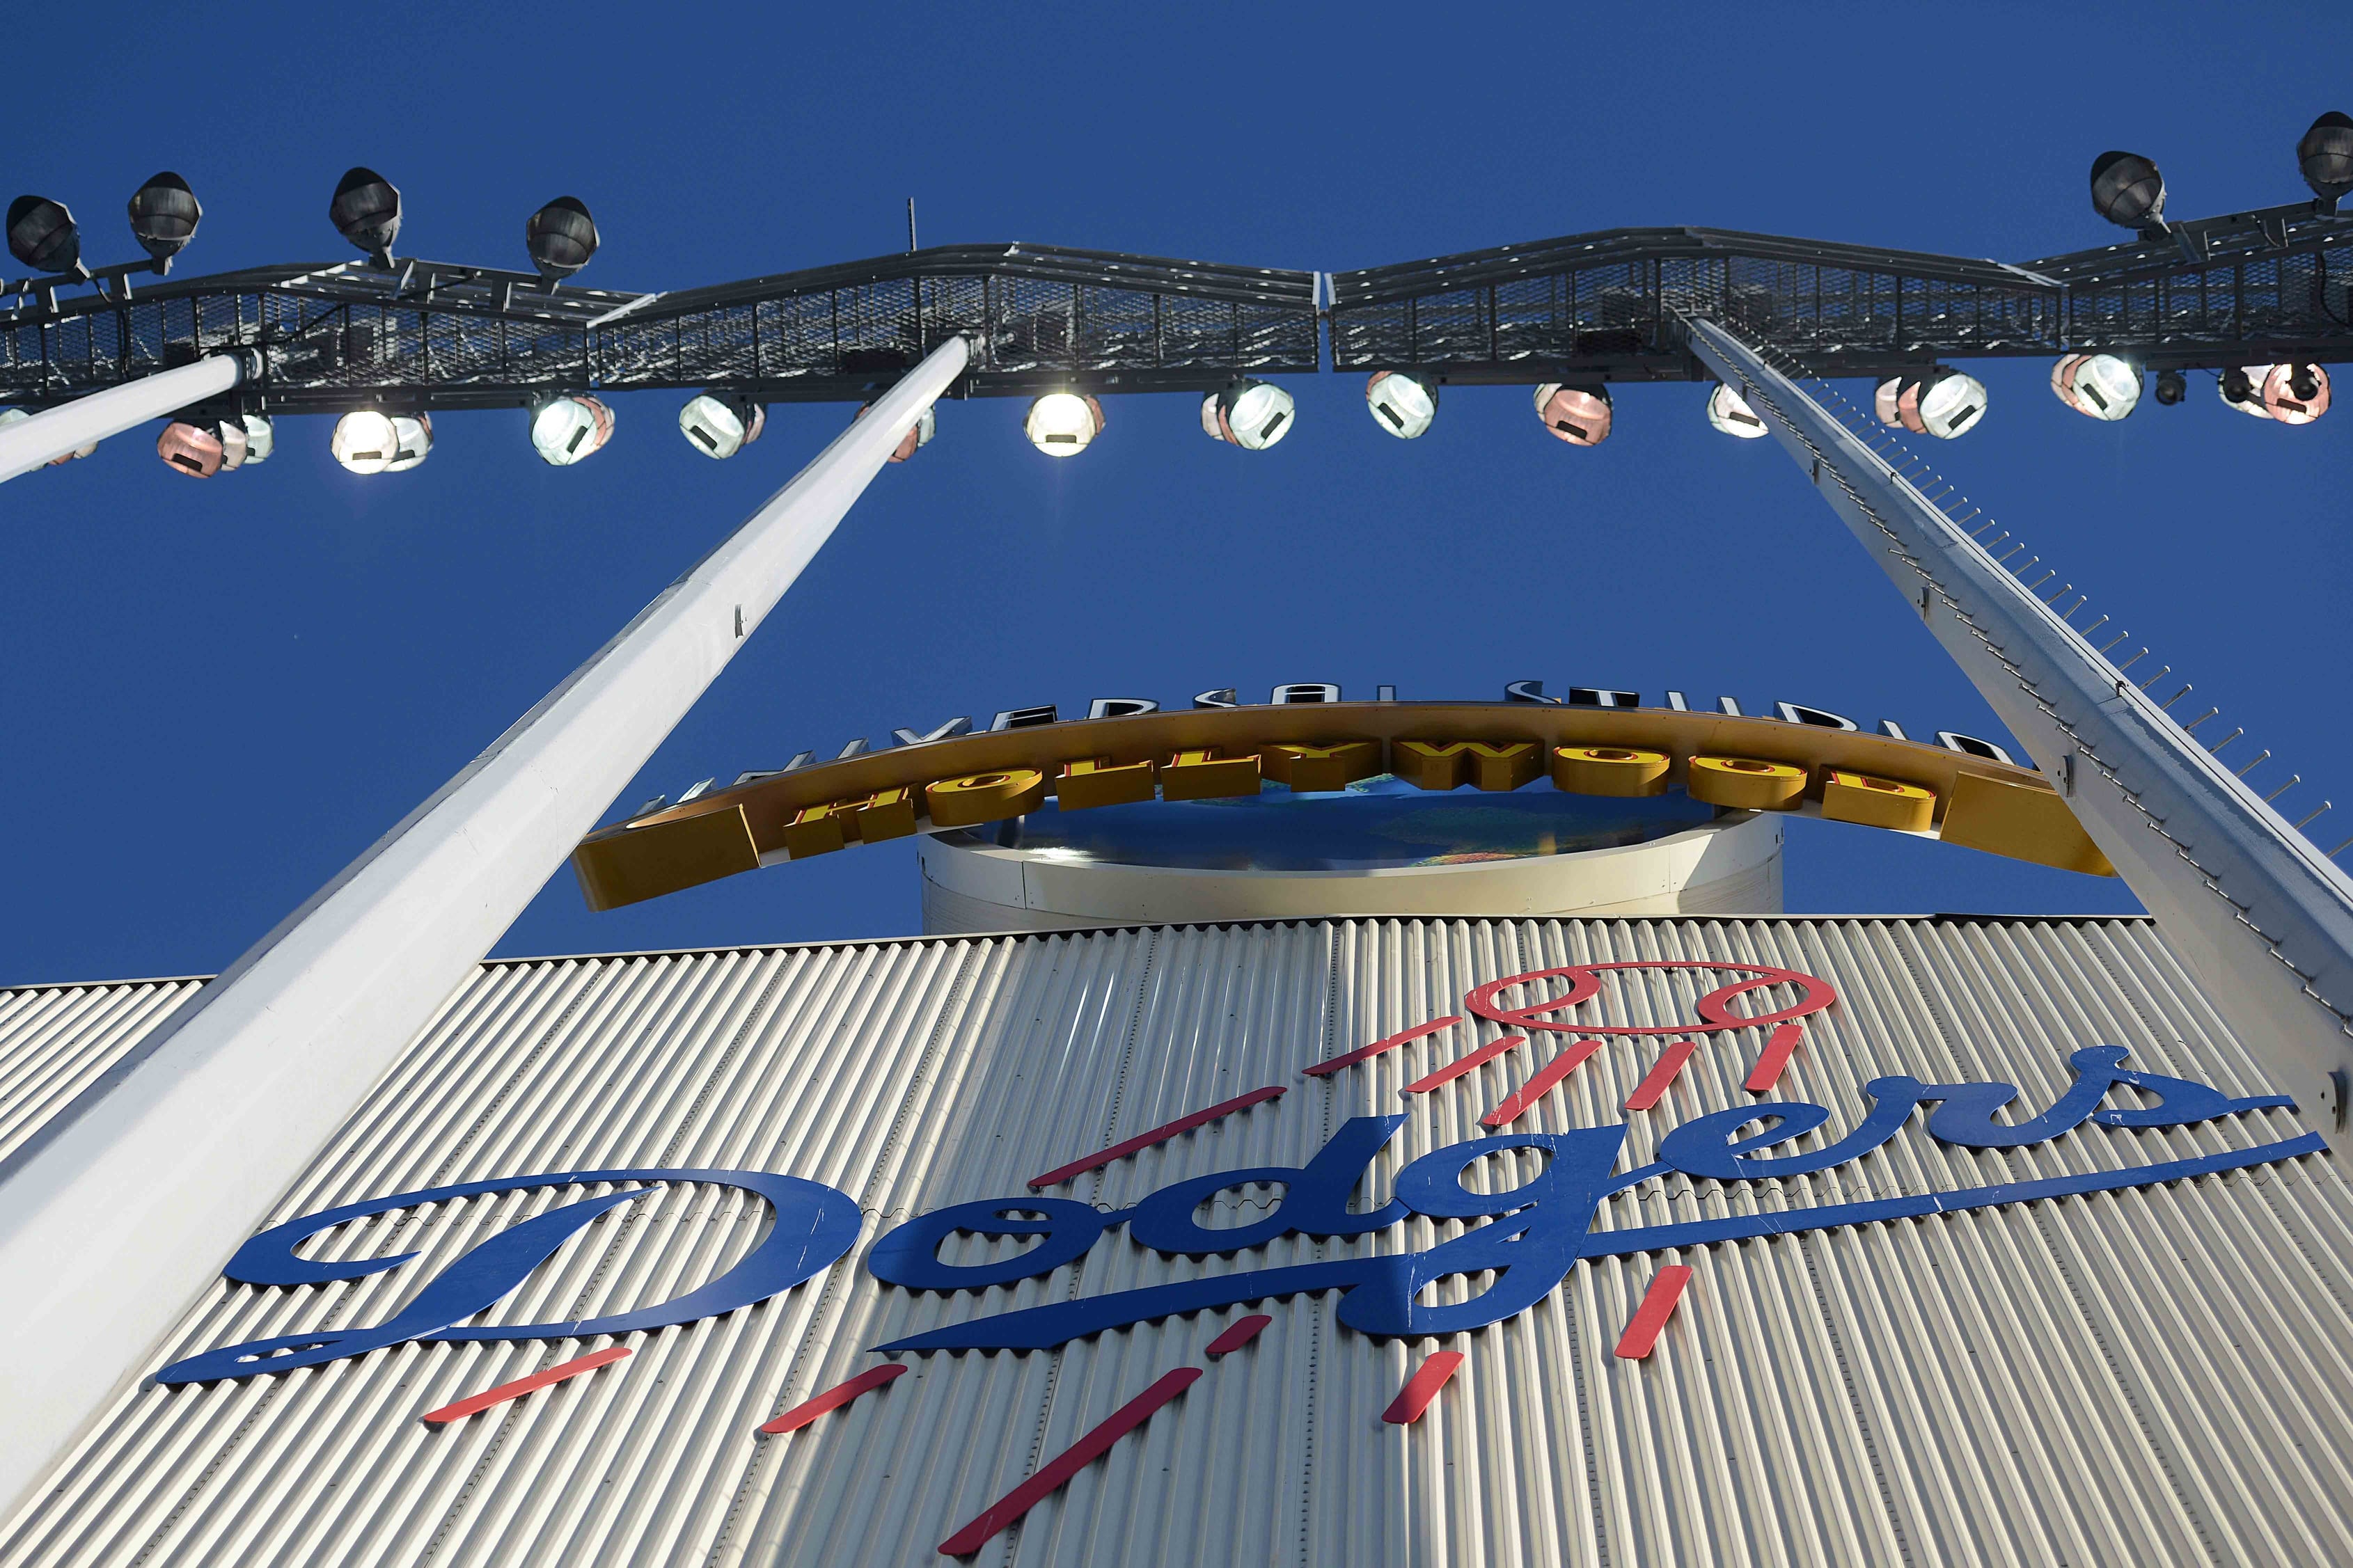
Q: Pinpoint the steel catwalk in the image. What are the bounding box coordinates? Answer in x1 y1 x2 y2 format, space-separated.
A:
1 917 2345 1567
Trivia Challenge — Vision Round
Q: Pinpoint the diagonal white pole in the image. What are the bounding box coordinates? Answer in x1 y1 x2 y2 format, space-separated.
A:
0 334 968 1512
0 354 247 482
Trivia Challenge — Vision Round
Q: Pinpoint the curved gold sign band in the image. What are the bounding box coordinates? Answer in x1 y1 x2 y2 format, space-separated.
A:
569 702 2111 911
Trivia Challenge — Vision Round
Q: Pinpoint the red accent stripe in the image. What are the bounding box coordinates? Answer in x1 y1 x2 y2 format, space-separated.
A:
1481 1039 1605 1127
758 1362 908 1434
1745 1022 1804 1093
1028 1086 1285 1189
1302 1015 1462 1077
419 1345 629 1425
1404 1034 1527 1095
1204 1314 1271 1356
938 1367 1202 1556
1382 1351 1465 1424
1614 1265 1694 1359
1623 1040 1697 1111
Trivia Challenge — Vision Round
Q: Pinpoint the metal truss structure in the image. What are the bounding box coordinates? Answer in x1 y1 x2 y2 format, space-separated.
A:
4 205 2351 415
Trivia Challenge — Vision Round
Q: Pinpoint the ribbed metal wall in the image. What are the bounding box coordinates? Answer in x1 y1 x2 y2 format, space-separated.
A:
4 918 2349 1567
0 977 203 1167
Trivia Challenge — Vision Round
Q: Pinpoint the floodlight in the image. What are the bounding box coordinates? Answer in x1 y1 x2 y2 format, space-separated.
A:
385 413 433 472
329 168 402 265
1914 368 1987 438
1364 370 1438 439
158 420 226 477
1874 377 1904 427
680 393 765 459
127 173 200 262
2067 355 2141 420
530 395 615 466
239 413 276 464
7 196 80 275
2262 363 2330 424
2299 112 2353 203
1207 379 1296 450
853 401 934 463
2219 366 2275 418
2091 150 2166 229
1533 382 1612 445
213 418 249 471
526 196 598 283
331 411 400 473
2154 370 2187 405
2049 354 2089 414
1704 383 1768 438
1023 392 1104 457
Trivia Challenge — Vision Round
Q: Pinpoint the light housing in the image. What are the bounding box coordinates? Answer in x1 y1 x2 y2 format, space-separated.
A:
1913 367 1988 438
1206 379 1296 450
2153 369 2187 405
385 413 432 472
1873 377 1904 427
2262 363 2331 424
2048 354 2090 414
851 401 934 463
330 410 400 473
7 195 80 275
329 167 401 265
127 172 200 262
158 420 226 477
530 395 615 466
1533 382 1612 445
2299 111 2353 203
680 393 766 459
1023 392 1105 457
1364 370 1438 439
2090 150 2166 229
1704 382 1768 438
526 196 598 283
2066 354 2141 420
239 413 275 464
212 418 249 471
2219 366 2275 418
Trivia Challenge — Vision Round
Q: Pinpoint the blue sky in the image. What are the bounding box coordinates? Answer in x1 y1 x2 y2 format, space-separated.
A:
6 5 2350 983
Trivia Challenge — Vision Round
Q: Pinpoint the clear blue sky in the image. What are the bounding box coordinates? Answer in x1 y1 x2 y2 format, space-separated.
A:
6 4 2350 983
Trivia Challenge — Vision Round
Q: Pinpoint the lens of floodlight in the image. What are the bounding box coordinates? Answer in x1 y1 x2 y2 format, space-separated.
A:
1873 377 1904 427
1023 392 1103 457
2300 112 2353 202
1211 379 1295 450
1915 369 1987 438
2067 355 2141 421
2154 369 2187 405
213 418 249 471
2049 354 2089 413
526 196 598 281
329 167 402 262
1704 382 1768 438
530 395 615 466
158 420 226 477
2262 363 2331 424
1533 382 1612 445
1364 370 1438 439
240 413 275 464
2220 365 2275 417
331 411 400 473
8 196 81 274
679 393 764 459
2091 150 2166 230
127 172 200 262
384 413 432 472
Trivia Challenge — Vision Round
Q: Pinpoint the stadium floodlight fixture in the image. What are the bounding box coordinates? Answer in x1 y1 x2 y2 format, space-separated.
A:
2299 112 2353 205
127 173 200 264
2262 363 2330 424
2154 369 2187 406
329 167 402 267
2091 150 2166 230
679 393 765 459
157 420 227 477
2066 354 2141 421
2219 365 2276 418
384 414 433 472
6 196 81 276
530 394 615 466
853 399 934 463
525 196 598 286
1912 367 1988 438
1705 383 1768 438
1364 370 1438 439
2049 354 2089 414
239 413 275 464
1534 382 1612 445
1873 377 1905 427
1023 392 1104 457
1205 379 1296 450
212 418 249 471
330 411 400 473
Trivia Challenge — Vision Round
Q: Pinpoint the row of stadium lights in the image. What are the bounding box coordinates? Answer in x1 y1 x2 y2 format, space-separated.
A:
4 129 2345 478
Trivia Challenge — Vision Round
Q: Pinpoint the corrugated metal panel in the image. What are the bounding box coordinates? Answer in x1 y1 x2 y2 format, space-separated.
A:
0 976 205 1167
3 919 2350 1567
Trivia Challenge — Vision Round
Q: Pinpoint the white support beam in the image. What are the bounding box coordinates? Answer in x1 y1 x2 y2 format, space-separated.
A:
0 354 246 483
0 335 969 1512
1683 315 2353 1148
